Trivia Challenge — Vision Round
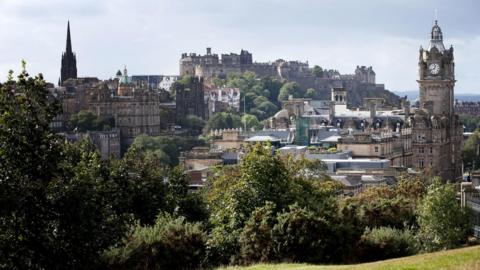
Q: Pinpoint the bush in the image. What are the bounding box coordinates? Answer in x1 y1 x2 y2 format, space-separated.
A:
239 202 277 263
272 204 334 263
417 178 472 252
103 214 207 270
358 227 418 262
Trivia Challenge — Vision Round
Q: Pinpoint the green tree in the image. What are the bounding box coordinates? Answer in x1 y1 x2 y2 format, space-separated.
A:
312 65 324 78
462 130 480 171
305 88 316 99
0 66 130 269
241 113 263 131
205 144 334 264
130 134 205 166
69 110 114 131
278 81 304 102
459 114 480 132
184 114 206 134
166 166 209 222
205 112 242 131
417 178 472 251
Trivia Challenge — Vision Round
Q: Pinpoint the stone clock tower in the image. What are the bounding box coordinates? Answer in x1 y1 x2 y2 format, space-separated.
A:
411 20 462 181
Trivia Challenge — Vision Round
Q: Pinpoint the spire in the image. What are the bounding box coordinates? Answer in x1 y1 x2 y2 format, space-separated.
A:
428 20 445 52
66 21 72 53
60 20 77 84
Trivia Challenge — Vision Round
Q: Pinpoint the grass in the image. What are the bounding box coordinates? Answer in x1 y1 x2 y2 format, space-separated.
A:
218 245 480 270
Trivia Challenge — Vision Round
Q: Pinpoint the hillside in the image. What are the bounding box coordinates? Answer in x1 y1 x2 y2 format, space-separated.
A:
218 245 480 270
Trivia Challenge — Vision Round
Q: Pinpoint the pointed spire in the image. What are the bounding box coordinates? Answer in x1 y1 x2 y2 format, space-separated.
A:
66 21 72 53
60 20 77 84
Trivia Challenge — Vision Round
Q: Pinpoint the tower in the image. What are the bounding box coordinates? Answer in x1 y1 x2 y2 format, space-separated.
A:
411 20 462 181
60 21 77 85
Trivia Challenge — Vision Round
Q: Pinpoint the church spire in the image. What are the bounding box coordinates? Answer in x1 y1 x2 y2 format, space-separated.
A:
60 21 77 85
66 21 72 53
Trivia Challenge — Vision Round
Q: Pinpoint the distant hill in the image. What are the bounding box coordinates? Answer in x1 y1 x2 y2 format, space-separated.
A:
394 91 480 102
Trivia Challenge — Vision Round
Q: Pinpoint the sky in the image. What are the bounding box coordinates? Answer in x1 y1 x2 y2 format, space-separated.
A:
0 0 479 93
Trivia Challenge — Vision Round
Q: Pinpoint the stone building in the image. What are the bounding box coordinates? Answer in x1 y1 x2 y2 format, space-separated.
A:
87 79 168 150
455 101 480 116
60 21 77 85
174 76 206 123
411 20 463 181
205 87 240 118
337 129 412 167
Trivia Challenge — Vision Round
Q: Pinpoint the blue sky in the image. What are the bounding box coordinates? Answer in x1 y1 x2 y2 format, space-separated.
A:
0 0 479 93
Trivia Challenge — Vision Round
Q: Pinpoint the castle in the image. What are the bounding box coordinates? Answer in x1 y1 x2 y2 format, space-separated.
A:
179 48 398 107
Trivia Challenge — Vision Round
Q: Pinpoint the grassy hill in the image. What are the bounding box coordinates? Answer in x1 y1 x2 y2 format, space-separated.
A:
218 245 480 270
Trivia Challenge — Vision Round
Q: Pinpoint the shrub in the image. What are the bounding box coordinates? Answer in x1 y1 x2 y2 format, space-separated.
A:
417 178 472 251
103 214 206 270
239 202 277 263
272 204 334 263
358 227 418 262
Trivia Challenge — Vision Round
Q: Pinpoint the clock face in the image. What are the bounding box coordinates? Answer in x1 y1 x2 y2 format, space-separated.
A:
429 63 440 75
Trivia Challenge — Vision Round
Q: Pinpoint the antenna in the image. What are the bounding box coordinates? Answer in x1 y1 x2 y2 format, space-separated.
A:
434 9 438 22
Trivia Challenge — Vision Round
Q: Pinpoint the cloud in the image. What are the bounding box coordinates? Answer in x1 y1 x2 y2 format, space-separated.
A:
0 0 478 93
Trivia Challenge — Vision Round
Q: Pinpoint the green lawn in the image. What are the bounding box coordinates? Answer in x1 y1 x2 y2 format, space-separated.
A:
218 245 480 270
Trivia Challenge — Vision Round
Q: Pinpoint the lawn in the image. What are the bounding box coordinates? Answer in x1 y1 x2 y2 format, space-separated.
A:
218 245 480 270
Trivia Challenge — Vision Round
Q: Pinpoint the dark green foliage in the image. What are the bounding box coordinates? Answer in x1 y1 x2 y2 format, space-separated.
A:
205 144 339 265
116 148 169 225
278 82 304 102
238 202 278 263
184 114 206 134
103 214 207 270
214 72 281 121
205 111 242 131
0 67 130 269
272 204 334 263
459 114 480 132
340 185 418 229
69 110 114 131
462 130 480 171
131 134 205 166
166 166 209 223
241 113 263 131
358 227 418 262
312 65 324 78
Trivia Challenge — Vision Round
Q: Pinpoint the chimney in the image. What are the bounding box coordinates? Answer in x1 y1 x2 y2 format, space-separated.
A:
206 47 212 55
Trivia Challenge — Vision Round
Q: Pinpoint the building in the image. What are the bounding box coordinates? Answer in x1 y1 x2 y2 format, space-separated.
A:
174 76 206 123
411 20 463 181
179 47 401 107
205 87 241 118
87 78 169 150
60 21 77 85
455 101 480 116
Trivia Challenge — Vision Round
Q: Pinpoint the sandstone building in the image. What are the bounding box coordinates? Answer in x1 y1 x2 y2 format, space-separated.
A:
411 20 462 181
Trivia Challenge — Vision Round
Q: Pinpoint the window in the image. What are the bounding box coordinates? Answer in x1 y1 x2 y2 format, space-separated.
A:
419 160 424 168
374 146 379 153
419 147 424 154
430 147 433 154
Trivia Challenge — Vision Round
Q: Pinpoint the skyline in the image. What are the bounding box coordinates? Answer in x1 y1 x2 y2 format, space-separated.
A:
0 0 479 93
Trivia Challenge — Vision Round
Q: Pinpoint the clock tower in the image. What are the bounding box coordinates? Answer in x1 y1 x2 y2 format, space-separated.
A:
412 20 462 181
